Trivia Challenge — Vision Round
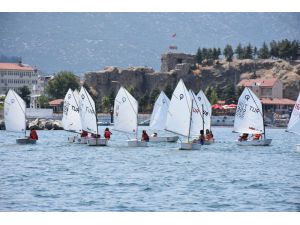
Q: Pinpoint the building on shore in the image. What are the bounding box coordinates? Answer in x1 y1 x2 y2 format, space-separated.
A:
238 78 296 121
0 61 39 95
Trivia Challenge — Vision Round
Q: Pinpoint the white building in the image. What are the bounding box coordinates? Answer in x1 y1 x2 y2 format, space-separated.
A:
0 62 38 94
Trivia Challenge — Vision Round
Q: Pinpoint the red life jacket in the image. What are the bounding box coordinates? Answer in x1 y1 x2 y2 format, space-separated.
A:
104 131 111 139
30 130 38 140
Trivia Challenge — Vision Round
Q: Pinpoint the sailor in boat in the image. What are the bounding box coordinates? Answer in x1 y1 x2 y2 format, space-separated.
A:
205 129 214 142
104 128 112 140
141 130 150 142
193 130 205 145
252 133 262 140
80 130 88 138
238 133 249 142
29 128 38 141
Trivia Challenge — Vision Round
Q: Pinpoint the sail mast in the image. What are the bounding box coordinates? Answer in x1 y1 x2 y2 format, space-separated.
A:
202 104 205 132
188 99 193 142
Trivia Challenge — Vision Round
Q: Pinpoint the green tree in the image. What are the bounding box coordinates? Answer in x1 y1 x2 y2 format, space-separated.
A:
210 87 218 104
204 86 212 101
270 40 279 58
235 43 244 59
18 85 31 106
196 47 203 64
139 92 150 113
101 96 110 112
223 44 234 62
202 48 208 60
215 85 223 100
223 83 236 104
244 43 253 59
109 90 115 107
46 71 80 99
212 48 219 60
258 42 270 59
38 95 49 108
128 85 137 97
150 88 160 105
164 84 173 99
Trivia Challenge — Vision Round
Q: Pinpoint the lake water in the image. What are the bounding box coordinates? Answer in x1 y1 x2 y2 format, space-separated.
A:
0 127 299 211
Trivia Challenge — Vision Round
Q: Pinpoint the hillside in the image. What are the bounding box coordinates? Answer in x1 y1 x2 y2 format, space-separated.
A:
84 58 300 104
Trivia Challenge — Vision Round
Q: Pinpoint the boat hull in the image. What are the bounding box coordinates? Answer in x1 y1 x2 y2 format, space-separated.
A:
179 142 202 150
87 138 107 146
296 144 300 152
236 139 272 146
16 138 36 144
149 136 179 142
68 136 77 143
127 139 148 147
74 137 88 144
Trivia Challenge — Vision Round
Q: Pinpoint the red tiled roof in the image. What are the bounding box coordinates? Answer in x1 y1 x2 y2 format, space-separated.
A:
238 78 278 87
261 98 296 105
49 99 64 106
0 62 34 71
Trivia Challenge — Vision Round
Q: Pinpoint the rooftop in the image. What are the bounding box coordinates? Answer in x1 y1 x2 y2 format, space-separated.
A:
0 62 34 71
260 98 296 105
49 99 64 106
238 78 279 87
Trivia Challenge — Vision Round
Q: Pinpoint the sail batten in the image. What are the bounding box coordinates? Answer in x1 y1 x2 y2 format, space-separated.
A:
234 88 264 134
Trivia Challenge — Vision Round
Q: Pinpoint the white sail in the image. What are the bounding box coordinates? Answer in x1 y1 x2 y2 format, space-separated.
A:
78 87 98 134
197 90 212 131
4 89 26 133
62 89 82 133
149 91 170 130
234 87 264 134
165 79 192 136
114 86 138 134
287 93 300 135
189 90 204 137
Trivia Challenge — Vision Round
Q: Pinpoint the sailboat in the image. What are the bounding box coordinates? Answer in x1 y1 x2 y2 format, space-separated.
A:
197 90 213 144
165 79 203 150
4 89 36 144
234 87 272 146
114 86 147 147
78 87 107 146
287 92 300 151
149 91 179 142
62 89 83 143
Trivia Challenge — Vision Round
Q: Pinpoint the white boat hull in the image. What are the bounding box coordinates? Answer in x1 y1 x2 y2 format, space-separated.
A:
236 139 272 146
127 139 148 147
179 142 202 150
16 138 36 144
87 138 108 146
149 136 179 142
296 144 300 152
68 136 77 143
74 136 88 144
